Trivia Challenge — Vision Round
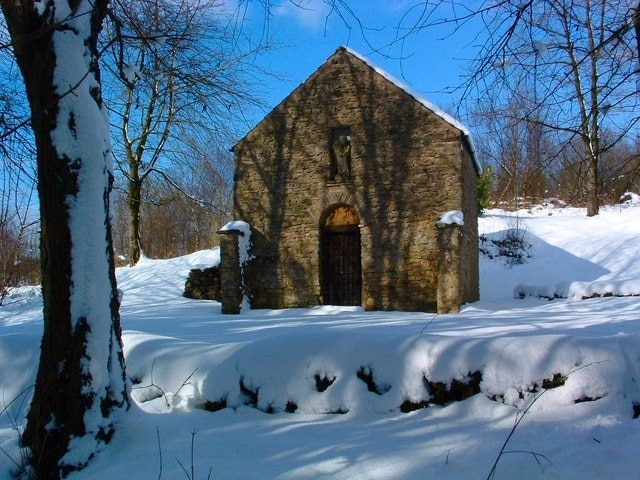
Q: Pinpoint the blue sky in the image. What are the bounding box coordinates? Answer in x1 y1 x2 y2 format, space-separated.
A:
239 1 482 128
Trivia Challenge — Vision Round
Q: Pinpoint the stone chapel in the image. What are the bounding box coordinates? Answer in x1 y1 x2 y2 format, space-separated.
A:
219 47 479 314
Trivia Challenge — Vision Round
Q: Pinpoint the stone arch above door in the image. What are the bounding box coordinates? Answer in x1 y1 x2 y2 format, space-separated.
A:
323 204 360 227
307 190 365 226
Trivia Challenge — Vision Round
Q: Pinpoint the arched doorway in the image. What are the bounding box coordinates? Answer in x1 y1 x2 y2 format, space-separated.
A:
321 204 362 306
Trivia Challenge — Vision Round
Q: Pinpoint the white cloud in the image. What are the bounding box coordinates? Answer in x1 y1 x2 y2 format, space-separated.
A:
271 0 331 29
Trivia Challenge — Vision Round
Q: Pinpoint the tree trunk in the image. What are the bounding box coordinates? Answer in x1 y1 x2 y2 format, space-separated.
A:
127 179 143 265
1 1 129 478
586 149 600 216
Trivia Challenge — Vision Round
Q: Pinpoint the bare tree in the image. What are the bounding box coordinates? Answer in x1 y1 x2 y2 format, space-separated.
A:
600 138 640 203
142 146 232 258
0 1 129 477
0 36 39 299
394 1 640 215
110 142 232 260
102 0 263 264
0 154 38 302
469 76 557 208
108 140 236 264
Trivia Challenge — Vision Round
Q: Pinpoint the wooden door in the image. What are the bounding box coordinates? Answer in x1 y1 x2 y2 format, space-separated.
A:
322 227 361 306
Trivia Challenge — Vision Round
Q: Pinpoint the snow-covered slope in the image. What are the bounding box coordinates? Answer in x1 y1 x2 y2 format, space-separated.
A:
1 202 640 479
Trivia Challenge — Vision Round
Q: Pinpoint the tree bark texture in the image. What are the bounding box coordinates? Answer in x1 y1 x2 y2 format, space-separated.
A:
127 178 142 265
0 1 129 478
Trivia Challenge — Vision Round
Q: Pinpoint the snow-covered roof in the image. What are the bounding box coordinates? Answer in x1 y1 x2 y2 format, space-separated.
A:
341 47 477 164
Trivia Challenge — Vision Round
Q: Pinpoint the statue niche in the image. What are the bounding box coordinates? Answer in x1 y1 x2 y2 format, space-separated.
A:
331 128 352 180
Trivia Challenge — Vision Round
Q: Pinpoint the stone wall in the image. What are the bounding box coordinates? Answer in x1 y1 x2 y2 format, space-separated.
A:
232 47 478 312
183 266 221 301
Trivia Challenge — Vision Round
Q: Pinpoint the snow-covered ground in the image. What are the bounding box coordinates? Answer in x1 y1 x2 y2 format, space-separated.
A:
2 201 640 479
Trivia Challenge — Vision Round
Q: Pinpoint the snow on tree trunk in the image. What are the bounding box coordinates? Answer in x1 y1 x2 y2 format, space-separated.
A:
1 1 129 478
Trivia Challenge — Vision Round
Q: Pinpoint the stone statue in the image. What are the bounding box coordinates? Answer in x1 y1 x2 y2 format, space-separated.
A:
332 135 351 179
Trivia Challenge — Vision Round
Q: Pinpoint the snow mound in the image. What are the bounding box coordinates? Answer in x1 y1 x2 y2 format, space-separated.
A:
127 329 640 417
